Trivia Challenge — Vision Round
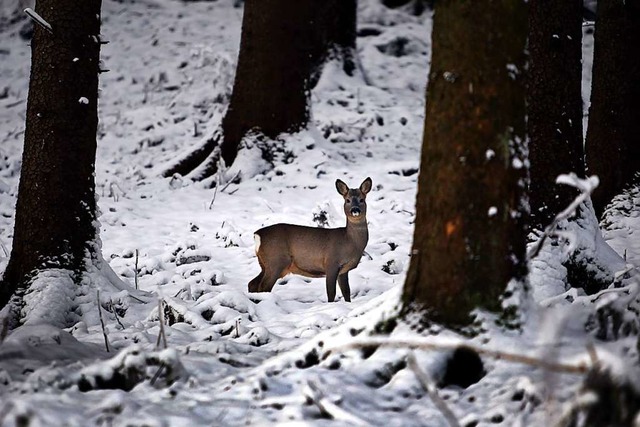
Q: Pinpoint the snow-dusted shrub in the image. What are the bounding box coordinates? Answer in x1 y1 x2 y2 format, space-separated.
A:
74 347 186 392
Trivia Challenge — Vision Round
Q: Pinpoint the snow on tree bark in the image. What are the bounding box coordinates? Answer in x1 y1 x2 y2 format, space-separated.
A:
402 0 528 328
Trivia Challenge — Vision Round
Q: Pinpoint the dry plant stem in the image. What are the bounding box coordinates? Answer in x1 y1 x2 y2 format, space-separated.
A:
150 363 165 386
156 299 167 350
326 338 589 375
208 182 218 210
303 380 369 426
220 170 241 193
407 352 460 427
134 249 139 290
0 240 8 257
109 301 125 329
97 290 110 353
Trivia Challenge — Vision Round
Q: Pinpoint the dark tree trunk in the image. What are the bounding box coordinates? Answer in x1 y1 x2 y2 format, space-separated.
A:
402 0 528 328
585 0 640 217
0 0 102 310
527 0 585 230
163 0 357 181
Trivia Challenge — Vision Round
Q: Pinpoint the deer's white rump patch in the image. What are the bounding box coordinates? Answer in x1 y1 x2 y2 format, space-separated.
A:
254 234 261 254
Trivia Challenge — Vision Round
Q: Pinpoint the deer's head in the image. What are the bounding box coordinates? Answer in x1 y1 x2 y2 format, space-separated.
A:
336 177 372 224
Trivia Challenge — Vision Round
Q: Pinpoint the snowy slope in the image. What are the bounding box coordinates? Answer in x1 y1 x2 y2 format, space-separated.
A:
1 1 640 426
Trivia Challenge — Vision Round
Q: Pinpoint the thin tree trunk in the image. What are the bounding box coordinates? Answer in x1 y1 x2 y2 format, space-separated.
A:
528 0 585 230
402 0 528 328
585 0 640 217
0 0 102 310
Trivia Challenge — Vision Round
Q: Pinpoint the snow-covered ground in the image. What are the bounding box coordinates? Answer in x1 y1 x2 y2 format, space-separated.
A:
1 1 639 426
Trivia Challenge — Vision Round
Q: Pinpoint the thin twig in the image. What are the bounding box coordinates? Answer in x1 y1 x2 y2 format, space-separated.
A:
97 290 110 353
0 240 8 257
109 301 125 330
303 380 369 426
234 318 241 338
220 170 242 193
528 174 598 261
325 338 589 375
24 8 53 33
134 249 139 290
208 183 219 210
407 352 460 427
150 363 165 386
156 299 167 350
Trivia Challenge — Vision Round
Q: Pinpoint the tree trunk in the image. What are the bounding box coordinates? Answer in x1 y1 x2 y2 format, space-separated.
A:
0 0 102 311
163 0 357 181
402 0 528 328
527 0 585 230
585 0 640 217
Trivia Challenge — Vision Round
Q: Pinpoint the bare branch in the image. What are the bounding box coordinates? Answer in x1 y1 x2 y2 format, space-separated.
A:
325 337 589 375
24 8 53 34
407 352 460 427
528 174 599 261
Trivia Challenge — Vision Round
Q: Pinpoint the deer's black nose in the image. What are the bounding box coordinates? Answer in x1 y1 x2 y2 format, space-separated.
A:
350 207 361 216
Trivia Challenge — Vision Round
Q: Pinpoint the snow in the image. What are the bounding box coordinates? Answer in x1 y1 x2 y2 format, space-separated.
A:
0 0 639 425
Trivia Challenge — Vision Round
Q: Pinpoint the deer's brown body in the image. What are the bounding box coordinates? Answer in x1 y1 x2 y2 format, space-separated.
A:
248 178 372 302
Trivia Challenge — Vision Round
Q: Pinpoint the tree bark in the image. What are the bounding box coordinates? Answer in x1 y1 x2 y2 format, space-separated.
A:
585 0 640 217
402 0 528 328
527 0 585 230
0 0 102 310
163 0 357 181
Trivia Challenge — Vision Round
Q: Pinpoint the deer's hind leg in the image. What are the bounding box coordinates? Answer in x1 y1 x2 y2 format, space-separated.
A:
248 269 264 293
252 253 290 293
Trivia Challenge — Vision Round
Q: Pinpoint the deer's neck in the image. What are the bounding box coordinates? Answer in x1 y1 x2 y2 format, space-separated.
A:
346 219 368 250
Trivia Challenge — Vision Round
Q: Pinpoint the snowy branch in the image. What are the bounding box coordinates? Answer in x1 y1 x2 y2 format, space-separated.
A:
527 173 599 261
23 8 53 34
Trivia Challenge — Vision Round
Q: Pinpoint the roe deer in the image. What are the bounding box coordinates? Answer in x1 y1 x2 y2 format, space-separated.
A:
248 177 372 302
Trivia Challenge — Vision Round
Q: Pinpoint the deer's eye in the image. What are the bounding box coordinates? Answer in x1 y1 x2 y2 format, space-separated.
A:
359 198 364 203
346 198 351 203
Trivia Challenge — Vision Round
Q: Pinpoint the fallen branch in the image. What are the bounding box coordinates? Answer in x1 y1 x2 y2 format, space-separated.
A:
325 337 589 375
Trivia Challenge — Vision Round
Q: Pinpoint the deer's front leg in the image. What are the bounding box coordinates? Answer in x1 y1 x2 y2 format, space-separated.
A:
338 273 351 302
325 265 340 303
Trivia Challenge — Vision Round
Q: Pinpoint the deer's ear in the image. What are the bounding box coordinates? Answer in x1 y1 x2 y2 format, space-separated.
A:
336 179 349 196
360 177 372 194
